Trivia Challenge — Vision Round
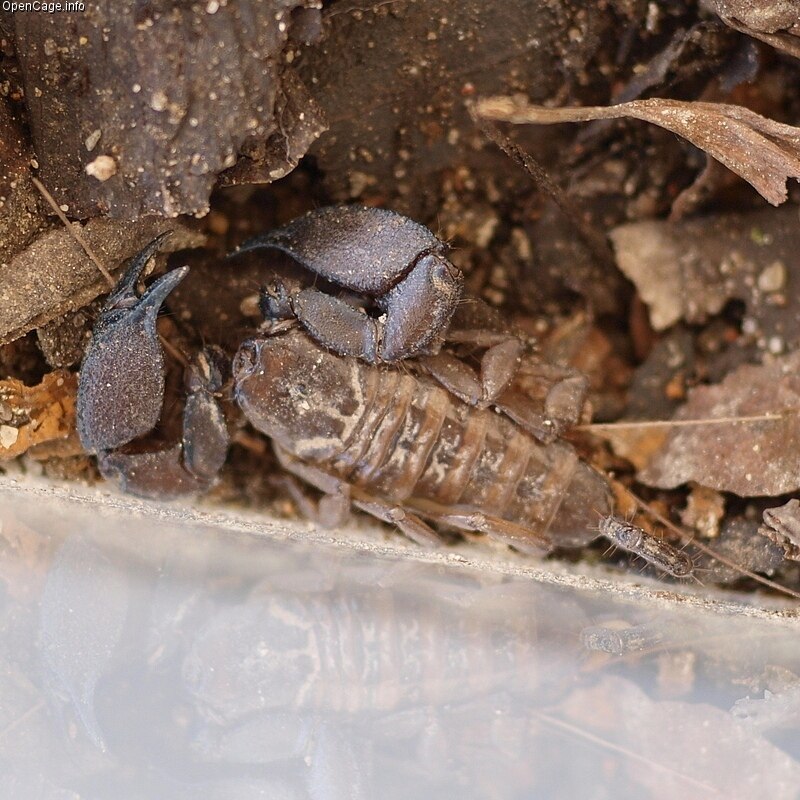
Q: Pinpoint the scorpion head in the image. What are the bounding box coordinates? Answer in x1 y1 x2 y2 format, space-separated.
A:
234 329 368 460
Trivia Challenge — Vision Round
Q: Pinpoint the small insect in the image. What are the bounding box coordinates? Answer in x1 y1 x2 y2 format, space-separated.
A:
597 515 694 578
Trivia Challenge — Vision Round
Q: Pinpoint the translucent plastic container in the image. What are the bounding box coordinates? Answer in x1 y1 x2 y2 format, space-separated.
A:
1 478 798 799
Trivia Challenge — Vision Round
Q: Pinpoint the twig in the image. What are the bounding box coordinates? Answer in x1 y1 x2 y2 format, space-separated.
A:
579 411 788 431
469 108 616 272
31 177 115 287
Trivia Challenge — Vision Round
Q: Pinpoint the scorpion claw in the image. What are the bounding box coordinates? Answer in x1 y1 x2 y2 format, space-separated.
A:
231 206 463 363
104 231 174 311
232 205 445 294
77 237 187 455
93 347 230 499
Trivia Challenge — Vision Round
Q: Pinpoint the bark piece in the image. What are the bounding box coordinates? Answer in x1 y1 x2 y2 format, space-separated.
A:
296 0 620 216
609 207 800 351
11 1 319 218
219 70 326 186
760 499 800 560
636 351 800 496
0 218 204 346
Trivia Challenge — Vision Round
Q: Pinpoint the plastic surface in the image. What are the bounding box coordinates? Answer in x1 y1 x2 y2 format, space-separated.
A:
1 480 799 799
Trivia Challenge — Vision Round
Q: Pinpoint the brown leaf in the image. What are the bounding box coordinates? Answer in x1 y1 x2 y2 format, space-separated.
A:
705 1 800 58
609 207 800 345
475 96 800 205
0 371 78 460
760 499 800 561
635 351 800 495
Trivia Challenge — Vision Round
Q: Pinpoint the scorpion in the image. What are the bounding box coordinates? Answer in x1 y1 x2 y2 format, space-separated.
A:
75 204 691 572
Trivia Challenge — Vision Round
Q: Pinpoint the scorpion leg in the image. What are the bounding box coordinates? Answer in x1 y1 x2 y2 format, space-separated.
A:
351 495 443 548
274 443 440 546
420 335 582 444
423 509 552 555
273 443 351 528
182 346 230 482
419 337 523 407
77 233 187 454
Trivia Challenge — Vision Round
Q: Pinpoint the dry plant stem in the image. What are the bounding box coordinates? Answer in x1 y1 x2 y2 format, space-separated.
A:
624 486 800 601
470 111 616 272
32 177 189 368
579 411 788 431
31 177 115 287
476 97 800 205
534 712 721 795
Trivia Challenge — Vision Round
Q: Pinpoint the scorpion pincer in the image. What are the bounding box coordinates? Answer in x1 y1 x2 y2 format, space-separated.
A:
75 205 692 570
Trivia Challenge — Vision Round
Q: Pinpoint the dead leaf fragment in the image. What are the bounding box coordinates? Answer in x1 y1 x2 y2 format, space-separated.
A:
0 371 78 460
705 0 800 59
609 207 800 347
476 96 800 205
636 351 800 495
760 498 800 560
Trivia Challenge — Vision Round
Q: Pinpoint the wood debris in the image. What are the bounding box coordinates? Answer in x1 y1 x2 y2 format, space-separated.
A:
0 371 78 460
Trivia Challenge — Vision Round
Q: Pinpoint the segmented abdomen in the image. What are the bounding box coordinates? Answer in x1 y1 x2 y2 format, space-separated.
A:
327 357 609 546
234 331 610 547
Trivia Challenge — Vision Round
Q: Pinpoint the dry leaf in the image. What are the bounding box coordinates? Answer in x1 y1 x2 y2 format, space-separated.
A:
475 95 800 206
705 0 800 59
760 499 800 561
588 424 669 472
635 351 800 495
560 675 800 800
0 371 78 460
609 207 800 344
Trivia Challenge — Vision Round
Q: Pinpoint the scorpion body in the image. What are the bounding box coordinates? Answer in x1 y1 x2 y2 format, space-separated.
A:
77 212 695 573
235 328 611 552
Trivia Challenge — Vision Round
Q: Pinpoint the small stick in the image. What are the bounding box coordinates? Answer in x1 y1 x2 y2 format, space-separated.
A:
579 411 788 431
469 109 616 272
31 176 115 287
